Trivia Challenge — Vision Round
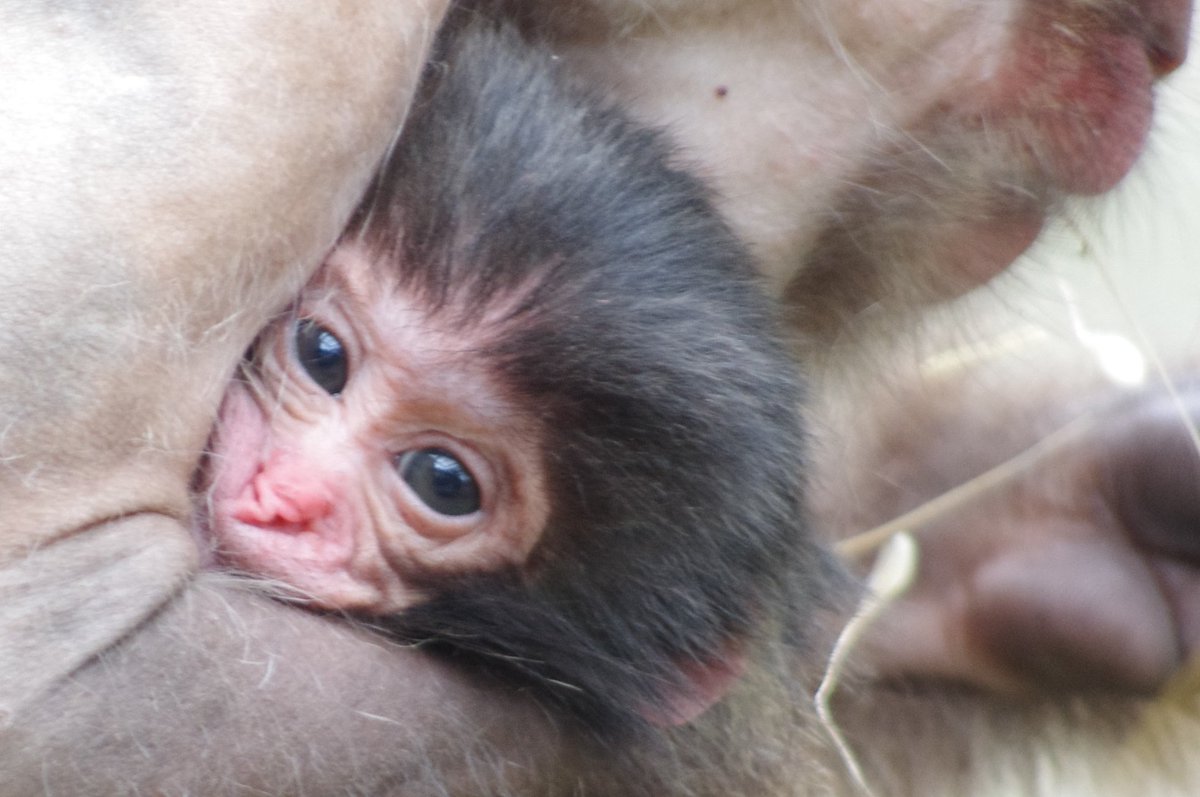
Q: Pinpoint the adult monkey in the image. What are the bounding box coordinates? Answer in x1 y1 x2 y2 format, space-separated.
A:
1 1 1194 796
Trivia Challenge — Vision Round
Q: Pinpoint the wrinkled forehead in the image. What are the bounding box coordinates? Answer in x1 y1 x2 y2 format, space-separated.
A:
302 240 534 427
315 235 552 328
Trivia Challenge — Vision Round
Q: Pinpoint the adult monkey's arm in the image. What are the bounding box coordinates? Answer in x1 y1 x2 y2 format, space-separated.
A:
4 575 569 795
0 0 447 721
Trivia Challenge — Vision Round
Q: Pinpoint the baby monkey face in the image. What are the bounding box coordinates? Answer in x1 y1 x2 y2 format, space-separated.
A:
203 244 549 613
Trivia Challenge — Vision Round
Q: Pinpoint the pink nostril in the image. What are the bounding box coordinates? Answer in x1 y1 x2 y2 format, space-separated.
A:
232 463 336 529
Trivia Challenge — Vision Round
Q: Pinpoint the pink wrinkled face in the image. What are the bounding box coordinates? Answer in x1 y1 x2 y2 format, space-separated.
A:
202 243 549 613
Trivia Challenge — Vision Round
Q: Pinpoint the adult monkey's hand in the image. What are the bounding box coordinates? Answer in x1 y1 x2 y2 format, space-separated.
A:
0 0 447 722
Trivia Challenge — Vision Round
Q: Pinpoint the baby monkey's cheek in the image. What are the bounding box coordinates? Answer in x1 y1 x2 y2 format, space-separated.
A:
209 445 420 612
206 383 269 512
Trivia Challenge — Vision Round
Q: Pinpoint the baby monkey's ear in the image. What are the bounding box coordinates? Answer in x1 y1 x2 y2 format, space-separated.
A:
640 639 748 727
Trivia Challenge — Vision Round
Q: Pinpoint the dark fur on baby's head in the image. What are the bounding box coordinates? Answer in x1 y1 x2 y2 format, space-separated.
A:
351 14 832 737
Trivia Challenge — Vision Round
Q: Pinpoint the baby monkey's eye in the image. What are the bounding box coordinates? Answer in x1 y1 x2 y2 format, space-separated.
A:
397 448 481 517
294 319 348 396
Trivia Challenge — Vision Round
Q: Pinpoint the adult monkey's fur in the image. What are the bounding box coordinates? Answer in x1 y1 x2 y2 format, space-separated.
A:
0 0 449 725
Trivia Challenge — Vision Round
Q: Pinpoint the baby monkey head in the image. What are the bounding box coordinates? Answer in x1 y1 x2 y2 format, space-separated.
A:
205 19 828 737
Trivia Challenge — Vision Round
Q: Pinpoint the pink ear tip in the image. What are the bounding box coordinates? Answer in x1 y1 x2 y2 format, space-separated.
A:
641 642 749 728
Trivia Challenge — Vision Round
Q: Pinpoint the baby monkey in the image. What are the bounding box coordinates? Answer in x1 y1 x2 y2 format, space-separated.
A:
202 15 825 735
